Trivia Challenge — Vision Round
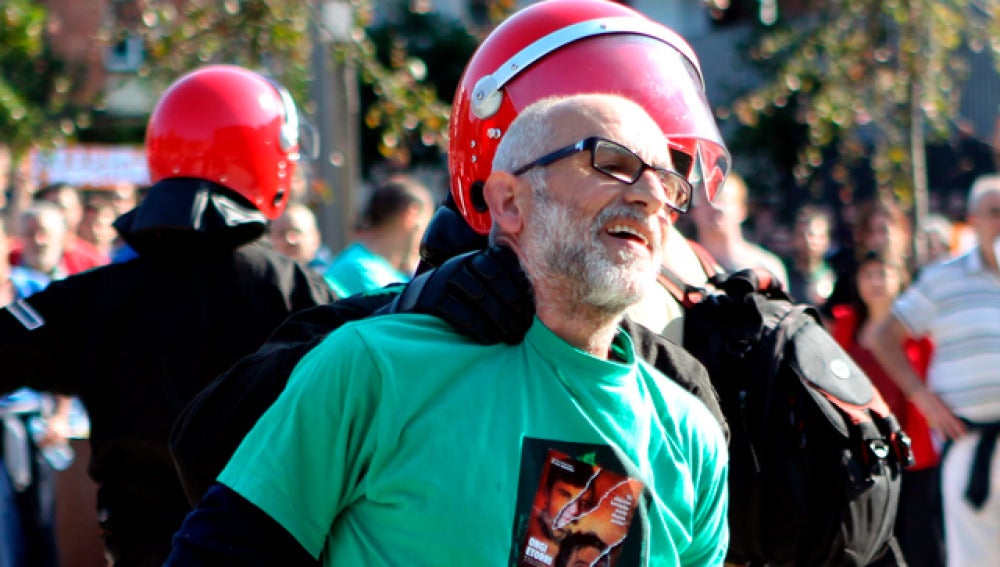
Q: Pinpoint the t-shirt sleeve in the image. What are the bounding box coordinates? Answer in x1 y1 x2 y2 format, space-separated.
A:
892 278 935 337
681 405 730 566
218 324 382 558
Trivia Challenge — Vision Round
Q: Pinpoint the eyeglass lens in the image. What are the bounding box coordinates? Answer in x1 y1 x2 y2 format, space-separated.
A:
592 140 691 212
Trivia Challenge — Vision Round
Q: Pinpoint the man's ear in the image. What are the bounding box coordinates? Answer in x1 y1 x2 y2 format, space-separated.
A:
483 171 527 236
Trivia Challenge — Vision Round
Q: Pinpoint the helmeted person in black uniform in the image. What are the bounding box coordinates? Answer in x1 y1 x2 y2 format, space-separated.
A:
0 65 337 566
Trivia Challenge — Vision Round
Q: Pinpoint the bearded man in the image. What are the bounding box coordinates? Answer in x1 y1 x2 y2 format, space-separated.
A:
167 93 729 567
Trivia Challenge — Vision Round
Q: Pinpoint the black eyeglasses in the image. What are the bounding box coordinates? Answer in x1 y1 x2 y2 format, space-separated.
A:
511 136 693 213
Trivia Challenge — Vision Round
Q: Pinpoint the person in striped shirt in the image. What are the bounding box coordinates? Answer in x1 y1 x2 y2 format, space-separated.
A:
871 174 1000 567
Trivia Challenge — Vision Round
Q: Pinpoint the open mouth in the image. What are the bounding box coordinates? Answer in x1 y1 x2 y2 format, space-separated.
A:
605 222 651 249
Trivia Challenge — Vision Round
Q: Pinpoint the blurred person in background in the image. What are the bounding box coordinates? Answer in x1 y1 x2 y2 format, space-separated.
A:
821 194 912 323
0 216 48 302
78 196 120 259
13 203 67 281
268 202 332 275
830 250 944 567
323 174 434 296
108 182 139 218
870 174 1000 567
919 213 955 267
784 205 835 306
0 215 74 567
33 183 108 272
689 171 788 288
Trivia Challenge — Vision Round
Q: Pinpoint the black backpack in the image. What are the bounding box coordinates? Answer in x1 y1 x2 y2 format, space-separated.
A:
659 252 911 566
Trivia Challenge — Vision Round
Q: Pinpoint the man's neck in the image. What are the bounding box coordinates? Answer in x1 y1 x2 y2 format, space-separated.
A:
532 285 623 359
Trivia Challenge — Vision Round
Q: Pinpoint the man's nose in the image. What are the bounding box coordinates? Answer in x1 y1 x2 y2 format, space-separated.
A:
623 170 669 215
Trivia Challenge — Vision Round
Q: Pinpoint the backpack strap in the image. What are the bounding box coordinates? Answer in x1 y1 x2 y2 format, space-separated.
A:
657 265 704 309
656 239 723 308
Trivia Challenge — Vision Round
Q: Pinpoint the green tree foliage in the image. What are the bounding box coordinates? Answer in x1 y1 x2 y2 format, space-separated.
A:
361 1 481 169
0 1 81 159
124 0 506 169
125 1 313 107
725 0 998 207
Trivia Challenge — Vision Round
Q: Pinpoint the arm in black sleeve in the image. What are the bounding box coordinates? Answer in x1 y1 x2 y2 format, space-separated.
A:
170 292 398 506
620 317 729 440
0 273 95 395
167 483 317 566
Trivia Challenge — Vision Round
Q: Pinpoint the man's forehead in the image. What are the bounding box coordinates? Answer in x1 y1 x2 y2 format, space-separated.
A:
556 101 668 161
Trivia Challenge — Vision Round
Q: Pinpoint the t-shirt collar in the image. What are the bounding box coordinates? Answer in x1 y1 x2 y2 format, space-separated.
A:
525 317 637 384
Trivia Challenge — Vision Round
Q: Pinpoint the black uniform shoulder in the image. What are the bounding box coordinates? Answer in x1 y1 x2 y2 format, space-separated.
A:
170 290 397 506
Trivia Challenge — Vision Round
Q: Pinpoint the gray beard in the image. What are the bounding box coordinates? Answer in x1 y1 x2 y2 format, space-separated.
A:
520 193 658 315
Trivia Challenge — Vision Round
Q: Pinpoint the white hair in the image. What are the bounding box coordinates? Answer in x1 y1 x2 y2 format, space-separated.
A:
18 200 67 236
492 96 567 176
967 174 1000 216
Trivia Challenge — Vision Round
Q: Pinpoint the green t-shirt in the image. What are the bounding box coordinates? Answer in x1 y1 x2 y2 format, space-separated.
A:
219 315 728 566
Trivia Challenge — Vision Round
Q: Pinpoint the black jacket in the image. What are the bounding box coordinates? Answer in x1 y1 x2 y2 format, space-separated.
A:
0 179 336 563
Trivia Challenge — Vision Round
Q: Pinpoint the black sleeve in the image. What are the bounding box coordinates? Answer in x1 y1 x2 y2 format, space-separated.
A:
166 483 317 566
169 291 397 506
0 273 97 395
620 317 729 440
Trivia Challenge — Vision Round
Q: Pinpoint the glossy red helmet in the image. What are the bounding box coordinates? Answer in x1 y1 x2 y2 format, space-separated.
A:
145 64 302 219
449 0 731 234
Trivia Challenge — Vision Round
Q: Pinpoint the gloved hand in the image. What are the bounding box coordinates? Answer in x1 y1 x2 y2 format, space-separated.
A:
415 193 489 274
387 244 534 345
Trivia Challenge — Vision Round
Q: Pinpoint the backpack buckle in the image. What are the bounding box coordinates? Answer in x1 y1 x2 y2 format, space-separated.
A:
890 431 915 468
868 439 890 460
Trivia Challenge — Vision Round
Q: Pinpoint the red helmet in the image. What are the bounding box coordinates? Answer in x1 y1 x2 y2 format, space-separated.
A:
449 0 731 235
145 64 302 219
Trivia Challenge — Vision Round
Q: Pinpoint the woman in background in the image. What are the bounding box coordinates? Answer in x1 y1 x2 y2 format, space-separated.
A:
830 250 944 567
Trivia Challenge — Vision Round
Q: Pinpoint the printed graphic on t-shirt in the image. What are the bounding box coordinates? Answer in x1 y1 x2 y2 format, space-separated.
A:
509 440 646 567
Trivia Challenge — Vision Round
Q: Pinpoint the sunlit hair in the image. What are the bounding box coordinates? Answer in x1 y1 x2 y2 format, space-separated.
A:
18 200 67 236
966 174 1000 216
489 95 565 246
356 174 431 231
492 96 566 176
